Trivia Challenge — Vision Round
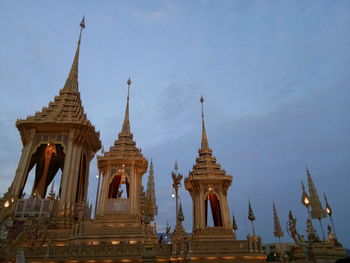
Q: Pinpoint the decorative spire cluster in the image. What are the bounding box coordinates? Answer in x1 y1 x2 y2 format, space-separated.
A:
306 167 326 219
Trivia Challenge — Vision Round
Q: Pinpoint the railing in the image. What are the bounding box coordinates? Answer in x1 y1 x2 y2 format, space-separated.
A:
14 196 56 218
106 198 128 212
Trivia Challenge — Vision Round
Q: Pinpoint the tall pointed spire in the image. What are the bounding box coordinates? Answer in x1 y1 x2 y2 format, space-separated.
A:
63 17 85 91
306 167 326 219
200 95 210 151
145 158 158 221
120 78 132 135
273 202 284 238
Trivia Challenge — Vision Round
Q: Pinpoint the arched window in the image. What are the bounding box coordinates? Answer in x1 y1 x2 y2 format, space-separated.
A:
20 143 65 199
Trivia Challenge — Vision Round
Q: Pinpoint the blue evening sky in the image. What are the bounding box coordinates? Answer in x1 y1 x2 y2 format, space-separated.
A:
0 1 349 247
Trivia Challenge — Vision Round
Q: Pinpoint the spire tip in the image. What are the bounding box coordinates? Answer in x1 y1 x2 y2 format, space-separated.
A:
80 16 86 29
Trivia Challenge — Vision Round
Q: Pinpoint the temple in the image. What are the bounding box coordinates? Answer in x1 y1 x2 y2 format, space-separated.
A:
0 19 347 263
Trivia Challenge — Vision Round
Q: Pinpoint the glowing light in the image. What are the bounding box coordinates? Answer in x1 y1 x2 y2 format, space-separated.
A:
326 208 331 214
11 198 14 203
96 174 99 178
4 201 9 208
304 197 310 204
111 241 120 245
129 240 137 244
171 189 175 198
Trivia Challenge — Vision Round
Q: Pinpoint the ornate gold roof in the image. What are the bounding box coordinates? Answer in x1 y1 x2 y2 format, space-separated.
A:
98 79 147 172
16 19 100 151
187 96 231 181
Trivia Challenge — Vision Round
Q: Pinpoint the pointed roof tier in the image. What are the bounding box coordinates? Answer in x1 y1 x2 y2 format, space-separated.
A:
16 18 100 152
98 79 147 173
187 96 231 181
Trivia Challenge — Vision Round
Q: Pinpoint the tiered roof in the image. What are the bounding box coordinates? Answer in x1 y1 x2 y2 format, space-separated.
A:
16 19 100 151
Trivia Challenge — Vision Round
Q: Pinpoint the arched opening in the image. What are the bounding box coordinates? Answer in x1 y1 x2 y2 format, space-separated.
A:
20 143 65 199
205 193 223 227
76 152 87 202
108 173 129 199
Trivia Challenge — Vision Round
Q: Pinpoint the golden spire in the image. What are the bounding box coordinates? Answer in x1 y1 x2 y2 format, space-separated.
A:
306 167 326 219
145 158 158 221
200 95 210 152
273 202 284 238
63 17 85 91
120 78 132 135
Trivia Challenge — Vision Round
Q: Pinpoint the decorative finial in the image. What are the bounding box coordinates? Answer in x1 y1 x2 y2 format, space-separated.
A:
248 200 256 236
248 200 255 221
80 16 86 29
306 165 310 176
199 95 209 151
174 161 179 171
63 17 86 91
120 79 131 135
232 211 238 231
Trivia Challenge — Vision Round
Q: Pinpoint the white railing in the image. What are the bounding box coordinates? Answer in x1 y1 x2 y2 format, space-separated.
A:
106 199 128 212
15 196 56 218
